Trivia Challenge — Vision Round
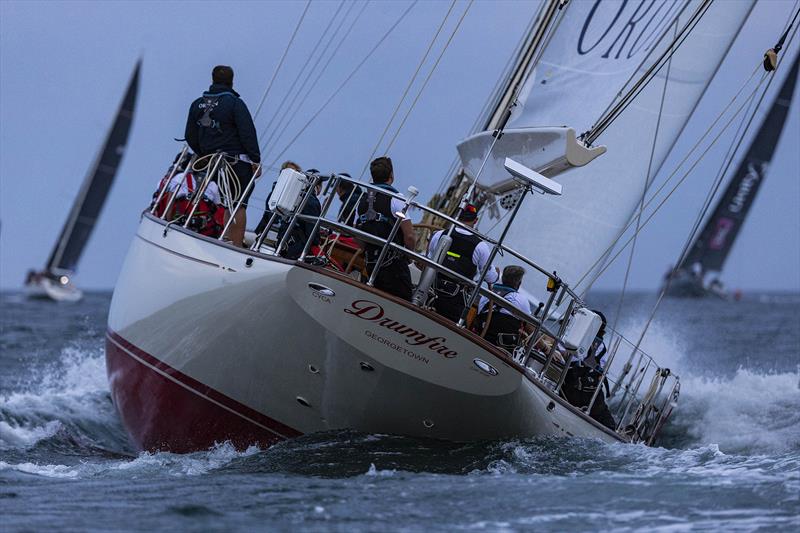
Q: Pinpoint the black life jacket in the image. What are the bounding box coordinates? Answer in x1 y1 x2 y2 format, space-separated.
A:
441 229 481 281
356 184 404 250
474 284 523 346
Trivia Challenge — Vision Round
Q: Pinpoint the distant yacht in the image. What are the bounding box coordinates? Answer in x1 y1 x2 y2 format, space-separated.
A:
664 53 798 299
25 60 140 302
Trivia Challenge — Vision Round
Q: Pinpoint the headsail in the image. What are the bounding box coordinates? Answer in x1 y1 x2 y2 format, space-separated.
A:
678 53 799 275
45 60 141 274
457 0 754 299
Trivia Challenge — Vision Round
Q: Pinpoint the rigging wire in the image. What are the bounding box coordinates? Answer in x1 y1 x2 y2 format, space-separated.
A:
675 77 761 269
382 0 473 154
433 6 540 199
613 13 800 375
357 0 458 180
580 73 769 292
587 0 692 139
608 20 678 352
252 0 312 120
261 0 354 156
267 0 419 169
259 1 347 152
577 1 800 292
583 0 713 146
264 0 370 163
573 61 763 292
459 0 570 209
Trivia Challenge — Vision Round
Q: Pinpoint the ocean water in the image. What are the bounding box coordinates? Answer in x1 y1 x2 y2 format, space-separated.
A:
1 291 798 531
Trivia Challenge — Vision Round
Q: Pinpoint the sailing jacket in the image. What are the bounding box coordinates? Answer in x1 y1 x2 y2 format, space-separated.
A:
185 84 261 163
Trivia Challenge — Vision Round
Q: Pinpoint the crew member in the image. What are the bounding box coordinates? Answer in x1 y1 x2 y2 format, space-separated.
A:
474 265 537 349
185 65 261 247
427 204 498 322
255 160 302 236
355 157 416 300
278 179 322 260
562 310 617 430
335 177 361 227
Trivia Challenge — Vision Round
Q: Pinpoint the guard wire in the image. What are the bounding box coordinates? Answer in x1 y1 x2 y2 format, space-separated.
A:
267 0 419 169
358 0 458 180
259 1 347 152
383 0 473 154
253 0 312 120
264 0 370 163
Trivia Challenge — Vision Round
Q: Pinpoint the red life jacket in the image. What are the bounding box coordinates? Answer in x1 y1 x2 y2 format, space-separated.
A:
153 173 224 238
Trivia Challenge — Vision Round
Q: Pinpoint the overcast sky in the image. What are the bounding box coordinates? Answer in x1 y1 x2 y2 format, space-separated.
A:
1 0 798 291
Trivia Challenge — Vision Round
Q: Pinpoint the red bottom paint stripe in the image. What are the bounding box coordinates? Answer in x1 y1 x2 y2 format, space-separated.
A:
106 329 302 452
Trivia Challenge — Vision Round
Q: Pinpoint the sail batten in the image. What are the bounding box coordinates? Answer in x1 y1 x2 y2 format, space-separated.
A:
46 61 140 274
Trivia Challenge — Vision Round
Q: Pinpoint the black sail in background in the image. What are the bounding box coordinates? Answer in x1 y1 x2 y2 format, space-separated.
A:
45 60 141 274
679 54 799 274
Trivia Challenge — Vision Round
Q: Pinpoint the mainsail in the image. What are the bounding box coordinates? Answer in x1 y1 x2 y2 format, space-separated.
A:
45 60 141 274
456 0 754 299
678 52 799 274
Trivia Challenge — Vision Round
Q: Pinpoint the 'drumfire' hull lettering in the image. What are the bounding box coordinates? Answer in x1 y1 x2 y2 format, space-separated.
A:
344 300 458 358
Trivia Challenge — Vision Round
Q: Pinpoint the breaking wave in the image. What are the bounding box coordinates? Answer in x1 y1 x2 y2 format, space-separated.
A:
0 442 261 479
611 317 800 455
0 344 129 455
1 315 797 482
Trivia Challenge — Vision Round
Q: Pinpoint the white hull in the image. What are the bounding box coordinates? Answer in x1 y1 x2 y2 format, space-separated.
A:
106 215 622 451
25 277 83 302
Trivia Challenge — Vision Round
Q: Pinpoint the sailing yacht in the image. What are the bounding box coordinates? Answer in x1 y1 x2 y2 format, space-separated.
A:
105 1 772 452
664 53 799 298
25 61 140 302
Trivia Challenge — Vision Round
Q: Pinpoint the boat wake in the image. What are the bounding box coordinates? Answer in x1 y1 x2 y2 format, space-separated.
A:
0 336 798 481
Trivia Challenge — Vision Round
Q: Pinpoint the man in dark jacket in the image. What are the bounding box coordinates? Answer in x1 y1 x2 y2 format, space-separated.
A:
185 65 261 247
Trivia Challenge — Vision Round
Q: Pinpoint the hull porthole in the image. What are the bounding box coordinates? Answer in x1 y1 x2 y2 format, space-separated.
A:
307 283 335 297
473 358 498 376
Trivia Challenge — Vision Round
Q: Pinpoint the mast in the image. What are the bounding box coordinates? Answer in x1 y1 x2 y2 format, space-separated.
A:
678 52 799 275
428 0 561 218
484 0 563 132
46 60 141 274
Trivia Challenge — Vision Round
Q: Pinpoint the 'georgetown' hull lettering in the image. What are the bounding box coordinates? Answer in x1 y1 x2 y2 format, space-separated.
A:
344 300 458 359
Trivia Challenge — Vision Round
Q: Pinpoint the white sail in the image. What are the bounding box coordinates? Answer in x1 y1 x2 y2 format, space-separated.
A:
459 0 754 298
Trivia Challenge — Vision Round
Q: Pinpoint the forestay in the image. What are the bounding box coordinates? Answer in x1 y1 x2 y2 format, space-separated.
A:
459 0 754 299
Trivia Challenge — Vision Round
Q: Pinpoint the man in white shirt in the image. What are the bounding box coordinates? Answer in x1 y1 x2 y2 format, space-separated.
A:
473 265 536 349
427 204 498 322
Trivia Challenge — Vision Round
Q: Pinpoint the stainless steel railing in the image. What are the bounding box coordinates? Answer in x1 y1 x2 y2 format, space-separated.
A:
148 159 679 444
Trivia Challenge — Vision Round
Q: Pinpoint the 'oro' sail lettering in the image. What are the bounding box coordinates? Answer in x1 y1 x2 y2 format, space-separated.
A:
578 0 683 60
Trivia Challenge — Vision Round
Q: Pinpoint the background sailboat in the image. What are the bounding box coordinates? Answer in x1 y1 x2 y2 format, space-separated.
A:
25 60 141 302
664 52 799 298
